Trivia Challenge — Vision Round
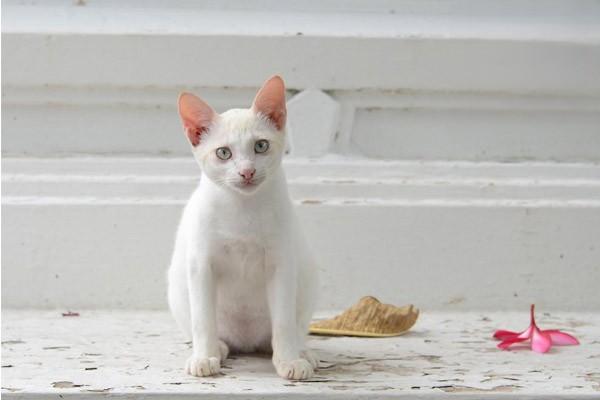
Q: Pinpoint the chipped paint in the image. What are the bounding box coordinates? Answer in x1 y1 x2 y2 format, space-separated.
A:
301 199 322 205
435 384 521 393
52 381 87 389
1 310 598 397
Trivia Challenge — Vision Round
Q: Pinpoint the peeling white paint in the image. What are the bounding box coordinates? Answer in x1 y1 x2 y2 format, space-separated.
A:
2 310 599 397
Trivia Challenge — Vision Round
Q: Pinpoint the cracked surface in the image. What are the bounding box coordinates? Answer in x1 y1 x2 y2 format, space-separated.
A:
2 310 599 398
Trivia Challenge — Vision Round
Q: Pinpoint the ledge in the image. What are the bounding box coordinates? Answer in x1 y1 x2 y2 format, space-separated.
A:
2 310 599 398
4 1 599 42
4 157 600 206
3 1 599 93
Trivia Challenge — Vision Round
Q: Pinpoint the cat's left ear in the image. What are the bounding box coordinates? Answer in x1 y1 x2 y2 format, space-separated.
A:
252 75 287 131
178 92 216 146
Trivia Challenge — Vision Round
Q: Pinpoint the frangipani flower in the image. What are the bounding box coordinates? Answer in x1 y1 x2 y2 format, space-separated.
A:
493 305 579 353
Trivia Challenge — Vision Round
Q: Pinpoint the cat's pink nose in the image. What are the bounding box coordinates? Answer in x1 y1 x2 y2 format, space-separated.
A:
239 168 256 181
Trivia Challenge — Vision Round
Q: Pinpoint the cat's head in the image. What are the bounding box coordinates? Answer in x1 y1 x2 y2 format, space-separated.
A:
177 76 287 195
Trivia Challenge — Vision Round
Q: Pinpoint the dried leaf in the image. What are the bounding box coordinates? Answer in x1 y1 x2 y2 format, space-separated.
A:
310 296 419 337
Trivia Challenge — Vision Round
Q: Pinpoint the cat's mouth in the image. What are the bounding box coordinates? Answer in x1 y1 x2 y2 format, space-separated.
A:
233 178 263 192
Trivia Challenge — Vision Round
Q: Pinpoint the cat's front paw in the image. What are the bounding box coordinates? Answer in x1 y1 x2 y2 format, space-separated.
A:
274 358 314 380
185 355 221 377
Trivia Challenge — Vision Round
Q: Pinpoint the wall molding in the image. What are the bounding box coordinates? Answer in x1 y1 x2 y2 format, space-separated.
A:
3 85 599 160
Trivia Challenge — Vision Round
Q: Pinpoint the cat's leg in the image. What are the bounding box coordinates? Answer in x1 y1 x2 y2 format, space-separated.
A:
168 233 193 340
168 264 192 341
168 263 229 364
267 256 314 380
296 254 320 370
297 319 318 370
296 292 318 369
297 316 318 371
185 255 222 377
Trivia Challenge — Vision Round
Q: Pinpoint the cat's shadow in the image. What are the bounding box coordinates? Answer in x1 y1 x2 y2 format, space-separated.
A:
188 334 422 381
216 347 357 380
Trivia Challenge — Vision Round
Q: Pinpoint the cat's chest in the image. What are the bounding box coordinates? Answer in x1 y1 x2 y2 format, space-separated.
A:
213 238 267 278
210 204 283 241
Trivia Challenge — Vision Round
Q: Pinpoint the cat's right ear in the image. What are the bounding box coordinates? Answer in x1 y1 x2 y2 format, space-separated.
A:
178 93 216 146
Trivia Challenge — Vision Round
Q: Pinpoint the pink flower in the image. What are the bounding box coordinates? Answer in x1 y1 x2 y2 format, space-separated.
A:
493 305 579 353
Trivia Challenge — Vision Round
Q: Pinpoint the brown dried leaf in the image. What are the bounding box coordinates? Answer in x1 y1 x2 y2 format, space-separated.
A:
309 296 419 337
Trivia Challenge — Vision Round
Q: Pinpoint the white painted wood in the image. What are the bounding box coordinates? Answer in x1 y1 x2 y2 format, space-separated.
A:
2 1 599 161
2 310 599 397
1 86 254 156
287 89 340 157
4 157 600 201
331 91 600 160
2 157 600 311
3 86 599 161
348 102 600 161
2 1 599 93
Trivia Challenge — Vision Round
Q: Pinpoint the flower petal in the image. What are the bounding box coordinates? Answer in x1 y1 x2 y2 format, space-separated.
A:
493 330 520 340
497 336 529 350
531 327 552 353
518 325 533 339
494 325 533 340
544 330 580 346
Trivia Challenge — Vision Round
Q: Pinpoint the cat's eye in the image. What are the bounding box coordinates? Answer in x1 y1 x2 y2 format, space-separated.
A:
216 147 232 160
254 139 269 154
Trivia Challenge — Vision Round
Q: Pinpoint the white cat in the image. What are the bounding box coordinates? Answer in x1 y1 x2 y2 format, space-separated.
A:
168 76 319 380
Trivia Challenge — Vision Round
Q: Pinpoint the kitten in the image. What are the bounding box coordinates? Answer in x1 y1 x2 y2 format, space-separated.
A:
168 76 319 380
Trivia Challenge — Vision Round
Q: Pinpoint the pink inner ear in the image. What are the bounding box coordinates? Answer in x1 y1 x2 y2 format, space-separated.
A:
252 75 287 131
178 92 216 146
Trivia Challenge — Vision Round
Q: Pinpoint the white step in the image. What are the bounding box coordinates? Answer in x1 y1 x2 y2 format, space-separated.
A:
2 1 599 161
2 310 598 398
4 1 598 92
3 157 600 311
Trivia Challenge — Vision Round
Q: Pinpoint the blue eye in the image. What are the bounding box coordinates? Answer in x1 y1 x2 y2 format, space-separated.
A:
216 147 232 160
254 139 269 154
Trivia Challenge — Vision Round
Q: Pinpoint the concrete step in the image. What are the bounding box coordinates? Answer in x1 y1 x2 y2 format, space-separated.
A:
2 309 598 398
3 1 599 161
2 157 600 311
4 0 598 93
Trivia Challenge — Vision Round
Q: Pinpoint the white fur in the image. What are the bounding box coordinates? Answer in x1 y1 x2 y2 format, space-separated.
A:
167 108 319 380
